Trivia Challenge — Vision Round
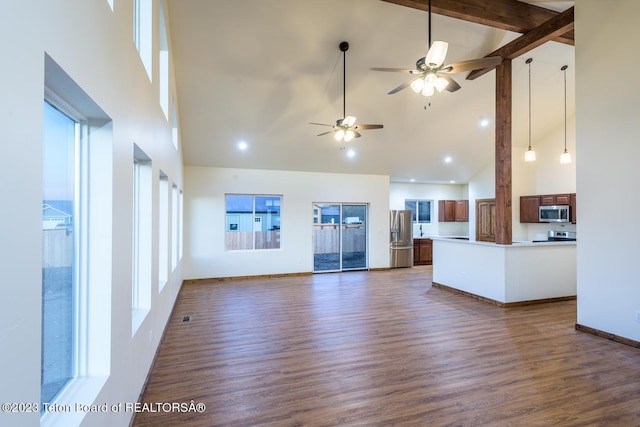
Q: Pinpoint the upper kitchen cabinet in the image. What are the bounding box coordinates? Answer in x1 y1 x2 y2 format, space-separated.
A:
520 193 577 223
520 195 540 223
455 200 469 222
540 194 571 206
439 200 469 222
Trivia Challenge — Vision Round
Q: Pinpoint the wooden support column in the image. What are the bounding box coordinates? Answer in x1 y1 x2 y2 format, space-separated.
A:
495 59 512 245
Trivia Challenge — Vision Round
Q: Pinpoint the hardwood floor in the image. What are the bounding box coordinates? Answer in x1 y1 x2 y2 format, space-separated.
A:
133 267 640 426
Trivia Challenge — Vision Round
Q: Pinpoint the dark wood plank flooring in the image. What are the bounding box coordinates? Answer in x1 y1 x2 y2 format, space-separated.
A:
133 266 640 426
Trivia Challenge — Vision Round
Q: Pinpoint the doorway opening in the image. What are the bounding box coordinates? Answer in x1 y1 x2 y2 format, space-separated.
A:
312 203 368 273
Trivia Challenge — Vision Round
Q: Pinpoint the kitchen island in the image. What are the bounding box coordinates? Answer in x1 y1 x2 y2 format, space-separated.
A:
432 237 576 306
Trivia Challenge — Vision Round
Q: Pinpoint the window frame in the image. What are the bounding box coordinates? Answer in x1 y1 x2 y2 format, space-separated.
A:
41 70 112 427
225 194 282 251
405 199 433 224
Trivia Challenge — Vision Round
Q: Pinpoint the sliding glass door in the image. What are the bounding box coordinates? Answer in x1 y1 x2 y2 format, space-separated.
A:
313 203 367 272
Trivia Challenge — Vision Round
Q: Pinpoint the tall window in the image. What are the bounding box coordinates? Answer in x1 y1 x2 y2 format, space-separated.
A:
42 56 113 424
133 0 152 80
405 199 432 223
159 0 169 119
171 97 179 150
158 172 169 290
225 195 281 250
171 183 178 270
42 100 77 406
132 145 152 332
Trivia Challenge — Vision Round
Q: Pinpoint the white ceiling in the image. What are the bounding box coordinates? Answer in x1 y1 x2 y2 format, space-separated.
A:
167 0 575 184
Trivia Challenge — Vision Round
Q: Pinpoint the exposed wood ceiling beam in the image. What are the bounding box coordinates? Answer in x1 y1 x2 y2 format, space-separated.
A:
467 6 574 80
379 0 574 45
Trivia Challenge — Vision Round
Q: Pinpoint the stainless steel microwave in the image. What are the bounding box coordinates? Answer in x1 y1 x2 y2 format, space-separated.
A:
539 205 570 222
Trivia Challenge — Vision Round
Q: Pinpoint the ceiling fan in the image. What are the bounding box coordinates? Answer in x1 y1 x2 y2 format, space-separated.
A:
310 41 383 143
371 0 502 97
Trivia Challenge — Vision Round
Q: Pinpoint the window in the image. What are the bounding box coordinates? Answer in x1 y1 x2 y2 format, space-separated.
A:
179 190 183 260
132 145 152 332
158 172 169 290
42 100 77 406
41 55 113 424
158 0 169 119
225 194 281 250
405 199 432 223
171 96 179 150
171 183 178 270
133 0 152 80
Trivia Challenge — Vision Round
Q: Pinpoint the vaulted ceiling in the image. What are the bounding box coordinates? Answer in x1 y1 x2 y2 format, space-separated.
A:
167 0 574 184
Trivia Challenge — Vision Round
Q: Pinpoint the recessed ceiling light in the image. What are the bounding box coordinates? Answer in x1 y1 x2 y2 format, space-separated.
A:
346 148 356 158
410 178 416 183
479 118 490 127
444 156 452 163
238 141 248 150
450 180 456 184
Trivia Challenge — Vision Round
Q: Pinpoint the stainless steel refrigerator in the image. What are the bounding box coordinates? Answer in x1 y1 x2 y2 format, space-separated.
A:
390 210 413 268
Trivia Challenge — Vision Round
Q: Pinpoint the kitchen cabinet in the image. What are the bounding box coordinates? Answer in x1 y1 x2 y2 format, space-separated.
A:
520 193 577 223
540 194 570 206
520 196 540 223
455 200 469 222
438 200 469 222
413 238 432 265
476 199 496 242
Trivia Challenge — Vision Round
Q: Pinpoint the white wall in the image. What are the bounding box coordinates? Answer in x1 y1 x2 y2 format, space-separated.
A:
0 1 183 426
389 182 468 237
184 167 390 279
575 0 640 341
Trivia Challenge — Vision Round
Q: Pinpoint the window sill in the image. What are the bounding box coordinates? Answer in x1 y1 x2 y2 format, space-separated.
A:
41 375 108 427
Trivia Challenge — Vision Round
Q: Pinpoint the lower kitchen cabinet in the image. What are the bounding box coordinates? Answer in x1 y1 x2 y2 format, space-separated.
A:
413 238 432 265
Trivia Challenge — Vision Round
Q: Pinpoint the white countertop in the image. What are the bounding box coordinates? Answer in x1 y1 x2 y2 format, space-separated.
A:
431 236 577 247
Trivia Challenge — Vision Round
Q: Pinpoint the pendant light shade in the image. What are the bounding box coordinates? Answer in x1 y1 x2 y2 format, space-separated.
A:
560 65 572 164
524 58 536 162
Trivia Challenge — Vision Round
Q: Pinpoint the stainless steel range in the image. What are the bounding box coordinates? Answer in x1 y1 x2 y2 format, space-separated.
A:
546 230 576 241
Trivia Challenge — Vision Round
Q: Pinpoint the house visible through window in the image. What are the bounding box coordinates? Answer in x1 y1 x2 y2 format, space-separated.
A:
405 199 432 223
225 194 281 250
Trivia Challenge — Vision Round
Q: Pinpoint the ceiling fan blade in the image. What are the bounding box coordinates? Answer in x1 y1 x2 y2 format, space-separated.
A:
370 67 415 73
438 74 461 92
353 131 362 139
441 56 502 74
388 79 416 95
354 124 383 130
316 130 335 137
309 122 333 127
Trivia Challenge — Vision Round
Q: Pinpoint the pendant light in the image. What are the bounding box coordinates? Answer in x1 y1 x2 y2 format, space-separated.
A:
524 58 536 162
560 65 572 164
